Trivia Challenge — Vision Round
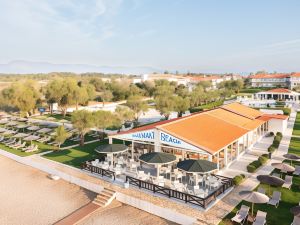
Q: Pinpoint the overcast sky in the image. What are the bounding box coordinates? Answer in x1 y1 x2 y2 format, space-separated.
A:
0 0 300 73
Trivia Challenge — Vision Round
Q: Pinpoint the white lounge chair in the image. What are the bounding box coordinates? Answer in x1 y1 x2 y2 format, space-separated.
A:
294 166 300 176
291 215 300 225
283 175 293 189
253 210 267 225
268 191 281 208
25 145 38 152
13 142 26 149
231 205 250 224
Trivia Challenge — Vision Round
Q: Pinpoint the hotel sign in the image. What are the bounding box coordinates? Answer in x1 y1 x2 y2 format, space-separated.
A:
119 130 155 142
159 131 199 151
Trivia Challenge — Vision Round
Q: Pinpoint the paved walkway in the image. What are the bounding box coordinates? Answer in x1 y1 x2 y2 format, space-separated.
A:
55 202 101 225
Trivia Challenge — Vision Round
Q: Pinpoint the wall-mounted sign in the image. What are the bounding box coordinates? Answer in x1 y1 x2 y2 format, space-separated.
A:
117 129 155 142
38 107 46 113
159 131 201 152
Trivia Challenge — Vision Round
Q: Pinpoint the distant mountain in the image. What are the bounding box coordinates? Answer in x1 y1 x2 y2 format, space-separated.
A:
0 60 162 75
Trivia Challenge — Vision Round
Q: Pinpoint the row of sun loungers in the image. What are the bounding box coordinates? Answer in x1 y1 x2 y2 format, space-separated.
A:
0 136 39 152
232 205 267 225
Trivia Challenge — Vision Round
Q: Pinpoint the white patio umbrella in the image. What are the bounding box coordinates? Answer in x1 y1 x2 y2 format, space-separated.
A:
27 126 40 131
3 130 17 135
16 124 29 129
0 128 7 133
239 191 269 216
23 135 40 144
37 128 52 134
5 121 18 126
12 133 30 138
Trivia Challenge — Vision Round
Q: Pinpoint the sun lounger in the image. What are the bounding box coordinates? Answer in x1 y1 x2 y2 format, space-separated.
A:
268 191 281 207
231 205 249 224
6 140 20 147
291 215 300 225
13 142 26 149
2 138 13 144
294 166 300 176
22 145 34 151
257 187 266 195
253 210 267 225
25 145 38 152
283 175 293 189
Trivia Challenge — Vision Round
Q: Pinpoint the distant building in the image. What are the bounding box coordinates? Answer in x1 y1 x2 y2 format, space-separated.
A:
249 72 300 89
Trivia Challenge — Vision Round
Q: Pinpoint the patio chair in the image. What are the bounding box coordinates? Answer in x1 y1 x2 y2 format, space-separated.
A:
253 210 267 225
283 175 293 189
231 205 250 224
268 191 281 208
7 140 20 147
257 187 266 195
293 166 300 176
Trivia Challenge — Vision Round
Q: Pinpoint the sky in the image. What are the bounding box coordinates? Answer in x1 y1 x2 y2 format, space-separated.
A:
0 0 300 73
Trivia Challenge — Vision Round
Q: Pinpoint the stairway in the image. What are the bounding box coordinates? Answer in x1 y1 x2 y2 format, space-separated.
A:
92 187 116 207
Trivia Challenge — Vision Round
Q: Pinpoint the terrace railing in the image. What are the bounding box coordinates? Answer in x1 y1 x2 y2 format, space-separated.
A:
82 161 116 180
126 174 233 209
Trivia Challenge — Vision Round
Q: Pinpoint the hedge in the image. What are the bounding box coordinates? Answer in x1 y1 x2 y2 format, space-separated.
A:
233 174 246 185
259 154 269 164
189 100 224 113
268 146 276 153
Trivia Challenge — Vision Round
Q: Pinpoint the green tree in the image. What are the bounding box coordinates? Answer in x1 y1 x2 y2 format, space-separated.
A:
93 110 116 139
115 106 135 126
1 80 40 116
54 125 69 149
174 96 190 117
71 110 95 146
155 95 176 119
126 95 148 125
99 90 113 107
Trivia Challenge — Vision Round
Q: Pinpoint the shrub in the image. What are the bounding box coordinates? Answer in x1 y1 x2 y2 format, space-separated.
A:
273 139 280 148
268 146 276 153
247 165 257 173
259 154 268 164
270 132 274 136
233 175 243 185
276 132 283 137
282 108 291 116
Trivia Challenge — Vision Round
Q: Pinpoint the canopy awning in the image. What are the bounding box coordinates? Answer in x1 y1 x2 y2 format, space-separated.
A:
177 159 218 174
95 144 128 154
139 152 176 165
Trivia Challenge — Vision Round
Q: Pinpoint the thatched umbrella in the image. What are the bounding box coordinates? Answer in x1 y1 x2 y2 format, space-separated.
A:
139 152 176 177
239 191 269 215
23 135 40 144
257 175 284 195
6 121 18 127
0 120 8 125
271 162 295 177
37 128 52 134
0 128 7 133
283 154 300 166
27 126 40 131
12 133 30 138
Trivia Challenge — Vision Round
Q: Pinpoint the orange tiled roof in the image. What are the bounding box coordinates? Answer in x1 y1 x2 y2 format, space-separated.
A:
291 73 300 77
158 113 248 154
207 108 265 130
249 73 289 79
221 102 263 119
258 114 289 121
111 103 266 154
265 88 291 93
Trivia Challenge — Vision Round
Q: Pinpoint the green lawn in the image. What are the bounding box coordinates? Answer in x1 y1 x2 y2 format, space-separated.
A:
219 118 300 225
293 113 300 136
43 139 111 168
35 113 72 122
0 141 54 157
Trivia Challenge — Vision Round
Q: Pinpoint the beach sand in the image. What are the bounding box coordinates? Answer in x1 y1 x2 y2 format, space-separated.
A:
0 155 177 225
0 155 95 225
79 200 178 225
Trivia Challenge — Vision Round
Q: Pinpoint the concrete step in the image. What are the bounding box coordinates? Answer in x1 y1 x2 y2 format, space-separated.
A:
101 191 114 198
103 188 115 194
93 199 106 206
96 195 110 201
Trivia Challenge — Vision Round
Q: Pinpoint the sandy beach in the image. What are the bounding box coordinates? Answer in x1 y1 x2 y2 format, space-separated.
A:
79 200 177 225
0 155 95 225
0 155 177 225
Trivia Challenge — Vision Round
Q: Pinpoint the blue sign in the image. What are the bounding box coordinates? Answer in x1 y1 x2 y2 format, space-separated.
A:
38 107 46 113
132 131 154 140
160 132 182 145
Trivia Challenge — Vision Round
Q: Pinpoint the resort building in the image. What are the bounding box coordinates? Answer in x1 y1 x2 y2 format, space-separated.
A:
255 88 300 102
109 103 288 170
249 72 300 89
249 73 290 88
